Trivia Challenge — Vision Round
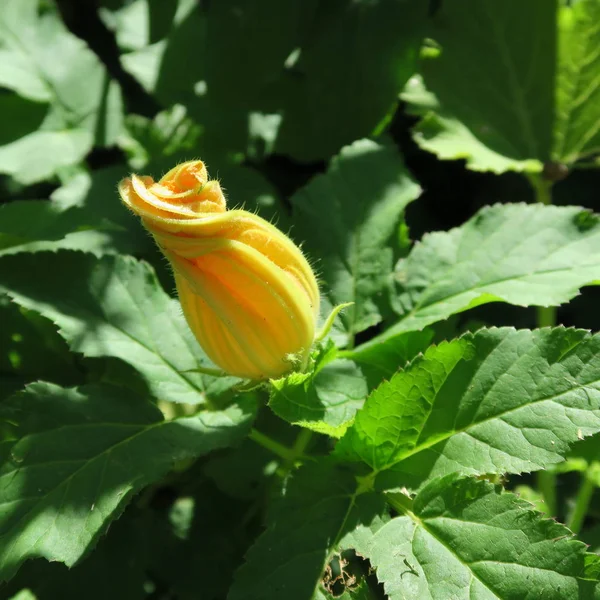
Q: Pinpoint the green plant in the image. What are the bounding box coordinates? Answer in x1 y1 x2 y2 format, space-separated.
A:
2 0 600 598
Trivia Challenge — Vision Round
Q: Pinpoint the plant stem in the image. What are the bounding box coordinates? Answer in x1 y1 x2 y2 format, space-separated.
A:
537 306 556 328
248 429 296 462
537 470 558 516
567 471 596 534
281 429 314 475
248 428 314 468
532 174 556 328
530 173 559 513
292 429 313 459
528 173 552 205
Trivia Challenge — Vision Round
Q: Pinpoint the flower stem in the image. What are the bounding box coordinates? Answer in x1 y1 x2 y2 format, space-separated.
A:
567 470 596 534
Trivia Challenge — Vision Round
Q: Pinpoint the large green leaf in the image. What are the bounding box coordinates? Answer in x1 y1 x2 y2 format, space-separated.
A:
1 509 150 600
348 475 599 599
0 128 93 185
336 327 600 491
554 0 600 163
115 0 426 161
49 165 155 257
342 329 433 390
403 0 555 173
0 382 256 581
2 461 265 600
268 0 427 161
404 0 600 172
370 203 600 348
0 155 279 260
228 461 386 600
292 140 421 347
0 252 236 405
116 0 301 156
0 200 130 257
0 0 123 183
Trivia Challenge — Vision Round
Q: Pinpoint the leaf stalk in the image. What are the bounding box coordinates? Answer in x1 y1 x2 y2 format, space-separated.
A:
567 468 596 534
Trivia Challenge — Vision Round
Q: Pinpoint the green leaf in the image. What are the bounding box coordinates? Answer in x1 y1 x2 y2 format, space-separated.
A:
104 0 180 51
292 140 421 347
315 582 377 600
0 0 124 183
4 469 262 600
0 95 46 147
554 0 600 163
204 407 300 500
404 0 600 172
116 0 426 161
6 591 36 600
228 461 386 600
0 298 77 387
119 104 202 169
0 382 256 581
0 252 236 405
402 76 543 174
513 484 549 515
403 0 555 173
342 329 433 390
117 0 294 156
349 475 598 599
2 509 150 600
336 327 600 491
373 203 600 348
269 341 367 438
0 130 93 185
269 0 427 161
50 166 156 257
0 200 130 257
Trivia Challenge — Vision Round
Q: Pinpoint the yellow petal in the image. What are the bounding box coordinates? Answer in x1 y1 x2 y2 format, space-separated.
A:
118 160 320 380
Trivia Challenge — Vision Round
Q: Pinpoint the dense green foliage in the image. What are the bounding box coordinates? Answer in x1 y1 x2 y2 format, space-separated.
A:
2 0 600 598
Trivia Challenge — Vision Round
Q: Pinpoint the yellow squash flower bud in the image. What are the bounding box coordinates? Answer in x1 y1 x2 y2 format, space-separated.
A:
118 160 320 380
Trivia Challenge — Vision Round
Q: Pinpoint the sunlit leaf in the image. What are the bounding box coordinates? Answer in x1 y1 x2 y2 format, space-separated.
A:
337 327 600 490
348 475 598 599
0 252 236 405
371 203 600 347
293 140 421 347
0 0 124 183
